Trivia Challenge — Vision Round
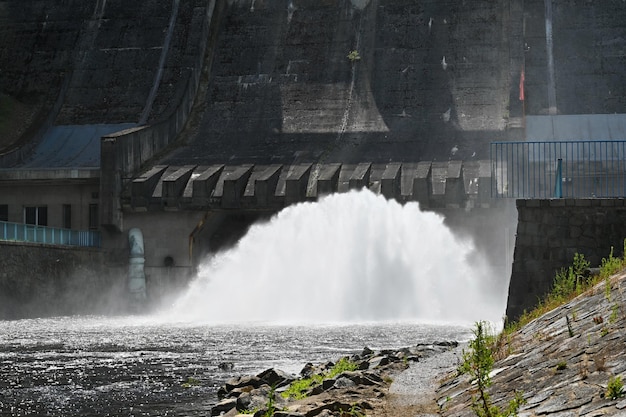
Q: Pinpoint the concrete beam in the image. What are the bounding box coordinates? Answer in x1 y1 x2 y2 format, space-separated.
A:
445 160 465 207
413 162 433 207
255 165 283 206
381 162 401 199
131 166 167 209
191 165 224 207
317 163 341 197
349 163 371 190
162 165 196 209
222 165 253 208
285 164 312 204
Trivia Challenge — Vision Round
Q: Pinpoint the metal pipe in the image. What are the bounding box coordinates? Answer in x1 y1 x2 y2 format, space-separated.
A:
128 228 147 303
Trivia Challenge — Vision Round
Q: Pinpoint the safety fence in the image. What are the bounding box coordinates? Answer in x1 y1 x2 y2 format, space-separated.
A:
491 140 626 198
0 221 101 248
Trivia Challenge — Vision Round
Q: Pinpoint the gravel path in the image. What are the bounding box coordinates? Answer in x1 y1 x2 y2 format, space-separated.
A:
386 345 465 416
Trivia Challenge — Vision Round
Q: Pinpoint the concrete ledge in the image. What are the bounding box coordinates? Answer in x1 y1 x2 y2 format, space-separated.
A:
317 163 341 197
191 165 224 207
381 163 401 199
349 163 372 190
285 164 312 204
121 160 503 211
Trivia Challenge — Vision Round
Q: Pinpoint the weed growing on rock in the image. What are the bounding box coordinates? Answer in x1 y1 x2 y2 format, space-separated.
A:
282 358 358 400
579 355 589 380
459 321 525 417
565 314 574 337
599 241 626 300
347 50 361 62
263 385 277 417
328 357 359 378
606 375 624 400
555 361 567 371
553 253 590 300
181 376 200 388
344 403 366 417
609 304 620 324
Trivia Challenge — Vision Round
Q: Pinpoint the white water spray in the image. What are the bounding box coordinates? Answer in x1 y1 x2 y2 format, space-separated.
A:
167 190 505 325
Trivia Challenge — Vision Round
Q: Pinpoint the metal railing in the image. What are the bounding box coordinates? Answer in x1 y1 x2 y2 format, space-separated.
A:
491 140 626 198
0 221 101 248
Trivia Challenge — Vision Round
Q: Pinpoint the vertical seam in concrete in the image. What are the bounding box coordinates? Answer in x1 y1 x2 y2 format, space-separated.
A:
544 0 557 115
139 0 180 125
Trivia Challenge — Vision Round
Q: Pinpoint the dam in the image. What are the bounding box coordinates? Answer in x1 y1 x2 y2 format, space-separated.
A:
1 0 626 318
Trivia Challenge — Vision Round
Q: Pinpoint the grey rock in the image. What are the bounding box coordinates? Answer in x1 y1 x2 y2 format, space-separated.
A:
332 376 356 389
257 368 295 388
210 398 237 416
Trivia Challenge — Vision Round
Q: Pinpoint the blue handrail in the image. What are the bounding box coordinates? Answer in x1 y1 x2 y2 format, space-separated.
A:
0 221 101 248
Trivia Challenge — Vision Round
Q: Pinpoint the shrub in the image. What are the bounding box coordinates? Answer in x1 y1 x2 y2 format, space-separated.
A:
347 50 361 61
606 376 624 400
459 321 525 417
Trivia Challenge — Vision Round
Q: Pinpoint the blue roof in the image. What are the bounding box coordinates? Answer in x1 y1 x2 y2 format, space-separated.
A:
20 124 135 169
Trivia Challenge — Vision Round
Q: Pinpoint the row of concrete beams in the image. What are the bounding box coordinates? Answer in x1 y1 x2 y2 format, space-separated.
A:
125 161 493 211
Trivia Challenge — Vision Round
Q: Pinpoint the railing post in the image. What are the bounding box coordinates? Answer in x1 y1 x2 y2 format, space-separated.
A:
554 158 563 198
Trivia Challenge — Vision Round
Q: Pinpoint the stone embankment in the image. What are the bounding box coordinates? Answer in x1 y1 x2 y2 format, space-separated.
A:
439 271 626 417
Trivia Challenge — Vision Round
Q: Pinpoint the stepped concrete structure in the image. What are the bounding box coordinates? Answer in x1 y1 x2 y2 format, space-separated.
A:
2 0 626 311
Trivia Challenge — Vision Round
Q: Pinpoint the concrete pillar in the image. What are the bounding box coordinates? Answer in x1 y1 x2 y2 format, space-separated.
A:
413 161 433 207
191 165 224 207
162 165 196 209
381 163 401 199
131 166 167 209
317 163 341 196
222 165 253 208
255 165 283 206
285 164 312 204
445 160 465 207
349 163 371 190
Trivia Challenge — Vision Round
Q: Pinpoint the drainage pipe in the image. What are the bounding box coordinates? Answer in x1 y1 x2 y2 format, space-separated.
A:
128 228 147 302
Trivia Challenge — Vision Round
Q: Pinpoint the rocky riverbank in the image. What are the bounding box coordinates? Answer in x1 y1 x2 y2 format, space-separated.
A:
210 342 460 417
211 271 626 417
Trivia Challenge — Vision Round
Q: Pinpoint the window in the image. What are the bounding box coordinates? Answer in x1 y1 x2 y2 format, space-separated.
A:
24 206 47 226
0 205 7 221
63 204 72 229
88 204 99 230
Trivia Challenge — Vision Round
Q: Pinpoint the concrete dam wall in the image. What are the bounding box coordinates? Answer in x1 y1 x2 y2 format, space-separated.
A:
164 0 516 167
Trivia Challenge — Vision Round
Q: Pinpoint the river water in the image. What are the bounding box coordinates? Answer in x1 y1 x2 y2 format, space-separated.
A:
0 318 471 416
1 190 507 416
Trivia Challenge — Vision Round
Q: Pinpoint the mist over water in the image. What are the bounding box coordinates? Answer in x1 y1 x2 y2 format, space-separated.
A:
168 190 506 325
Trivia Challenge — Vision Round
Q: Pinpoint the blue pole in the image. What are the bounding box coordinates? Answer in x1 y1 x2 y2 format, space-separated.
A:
554 158 563 198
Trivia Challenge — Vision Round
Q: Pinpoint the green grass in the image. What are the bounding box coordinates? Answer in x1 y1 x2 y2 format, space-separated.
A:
500 242 626 356
504 242 626 337
281 358 358 400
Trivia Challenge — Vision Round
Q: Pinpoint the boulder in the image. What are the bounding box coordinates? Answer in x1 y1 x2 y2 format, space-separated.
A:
236 385 287 412
332 376 356 389
210 398 237 416
257 368 295 388
225 375 262 392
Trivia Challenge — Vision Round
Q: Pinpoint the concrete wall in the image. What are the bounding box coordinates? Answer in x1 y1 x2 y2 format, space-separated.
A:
506 198 626 321
0 241 126 319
